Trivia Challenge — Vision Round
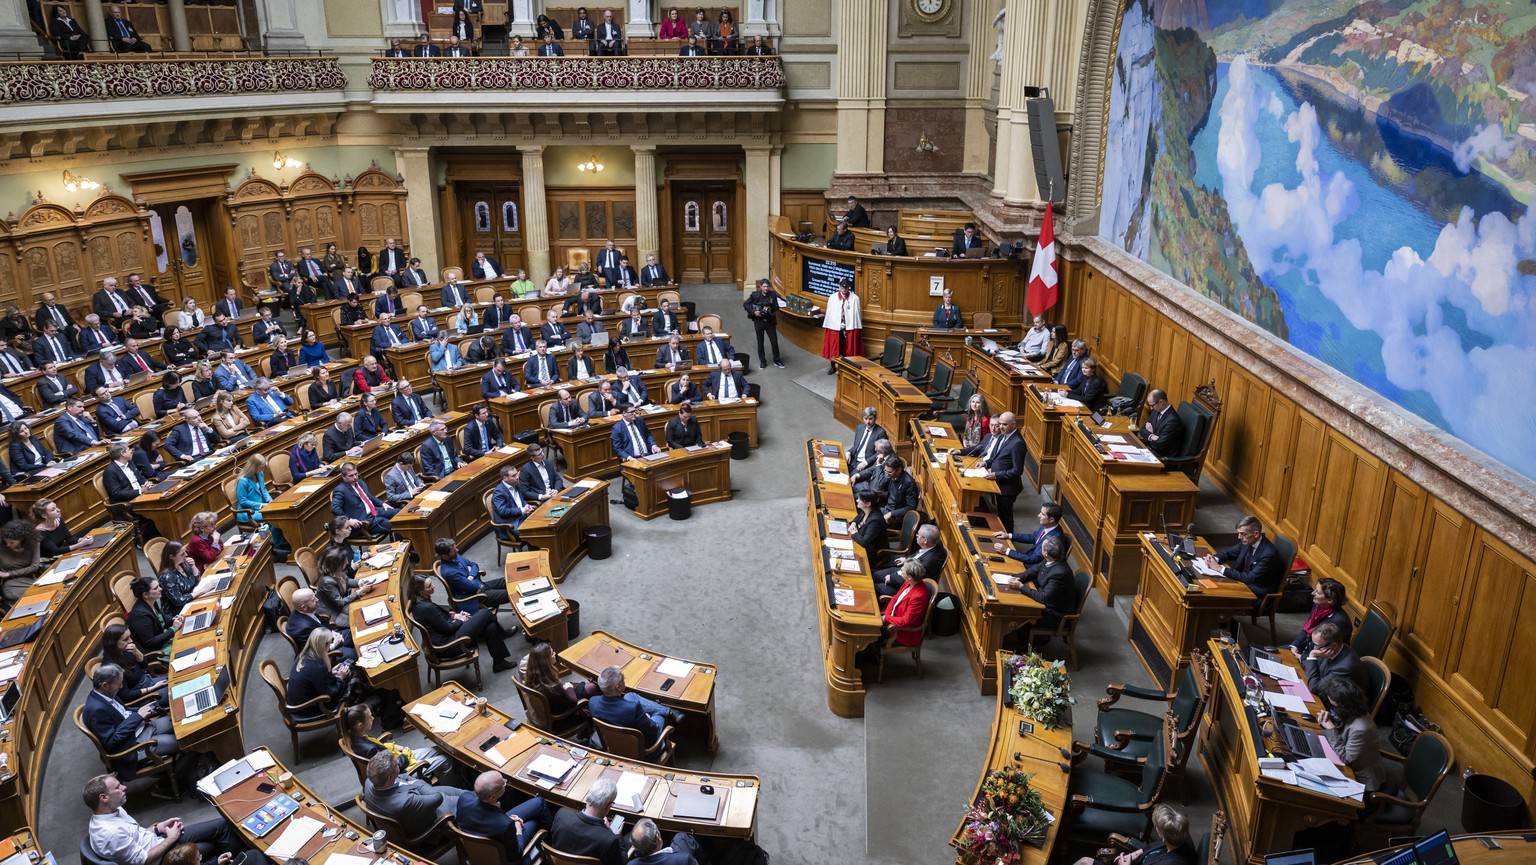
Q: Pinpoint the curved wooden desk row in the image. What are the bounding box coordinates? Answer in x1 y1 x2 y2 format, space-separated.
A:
559 630 720 756
768 217 1027 351
392 444 529 560
1127 533 1257 690
348 542 424 703
0 828 43 865
830 356 933 458
1020 381 1089 492
802 439 881 718
406 684 759 840
516 480 610 582
621 443 734 521
949 653 1070 864
0 526 138 831
909 421 1043 695
485 365 749 437
166 533 277 764
539 399 758 482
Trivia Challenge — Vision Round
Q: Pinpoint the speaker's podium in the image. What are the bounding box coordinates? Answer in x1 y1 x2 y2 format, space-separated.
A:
1127 533 1259 689
620 443 734 521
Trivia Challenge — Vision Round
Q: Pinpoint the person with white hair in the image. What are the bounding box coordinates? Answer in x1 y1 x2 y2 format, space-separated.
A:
548 776 629 865
588 666 683 748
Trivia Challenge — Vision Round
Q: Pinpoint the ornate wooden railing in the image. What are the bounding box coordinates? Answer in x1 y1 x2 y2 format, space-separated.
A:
367 55 784 91
0 56 346 103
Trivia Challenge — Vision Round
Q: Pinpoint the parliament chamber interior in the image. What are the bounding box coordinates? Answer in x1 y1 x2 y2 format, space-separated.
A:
0 0 1532 863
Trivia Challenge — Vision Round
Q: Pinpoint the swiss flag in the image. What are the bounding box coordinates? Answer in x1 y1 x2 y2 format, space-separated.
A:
1026 206 1058 316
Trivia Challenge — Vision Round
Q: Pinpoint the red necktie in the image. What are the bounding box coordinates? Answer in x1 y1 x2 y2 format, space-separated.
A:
134 354 149 372
356 484 376 516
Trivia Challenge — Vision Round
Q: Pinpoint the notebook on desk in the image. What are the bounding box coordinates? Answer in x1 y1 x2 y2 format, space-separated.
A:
673 792 721 821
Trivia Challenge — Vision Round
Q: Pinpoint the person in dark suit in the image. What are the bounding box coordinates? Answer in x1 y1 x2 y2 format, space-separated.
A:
693 327 733 368
490 464 535 544
704 360 747 400
482 297 513 331
664 402 702 448
252 308 285 345
872 524 947 596
841 194 871 228
412 38 442 57
1301 621 1369 694
308 366 347 408
50 5 87 59
952 222 984 256
383 37 408 56
536 32 564 55
392 380 431 427
546 388 587 430
455 772 550 865
480 358 519 399
92 279 134 325
164 408 220 462
619 309 650 341
1203 515 1285 601
374 287 405 319
500 315 534 354
848 408 888 473
650 300 680 336
269 251 297 295
395 257 429 289
517 444 563 500
362 750 466 842
523 342 560 388
594 240 623 287
0 340 32 376
628 819 703 865
94 387 141 435
117 338 165 377
196 313 241 355
82 664 191 790
445 34 470 57
678 35 705 55
78 314 121 355
330 461 398 535
285 588 356 657
31 322 75 367
1005 536 1075 632
961 411 1026 533
590 665 681 746
322 413 361 462
376 239 407 276
436 538 508 610
585 382 621 419
84 350 126 393
419 420 461 478
638 254 670 287
460 404 502 459
469 251 503 281
610 404 659 460
548 778 629 865
538 312 570 346
881 226 908 256
849 489 888 560
931 289 962 329
666 374 703 406
1065 357 1108 411
8 421 55 475
993 502 1070 568
1141 388 1185 458
849 438 892 500
214 287 243 321
104 5 151 51
0 382 25 427
1053 340 1088 388
101 442 147 504
592 8 623 54
54 399 104 454
877 456 920 526
35 361 76 407
133 430 168 481
825 221 856 251
407 573 515 671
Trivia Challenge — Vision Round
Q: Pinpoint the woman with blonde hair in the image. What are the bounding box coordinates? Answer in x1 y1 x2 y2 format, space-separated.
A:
209 391 251 440
188 360 218 400
236 454 288 556
288 627 351 721
185 511 223 569
453 303 480 334
176 296 205 330
542 266 572 296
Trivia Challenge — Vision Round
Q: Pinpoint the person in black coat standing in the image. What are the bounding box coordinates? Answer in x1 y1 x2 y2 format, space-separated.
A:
1006 535 1075 633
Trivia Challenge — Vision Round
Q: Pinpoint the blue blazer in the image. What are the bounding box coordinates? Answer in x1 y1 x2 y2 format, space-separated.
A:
419 436 460 478
705 369 747 400
410 317 439 341
523 354 560 387
480 368 519 399
53 412 101 454
461 419 502 458
439 555 489 612
430 343 463 371
490 481 530 531
83 362 123 394
371 324 406 357
83 691 149 779
95 397 140 434
694 338 734 365
989 432 1027 496
253 318 286 344
589 694 665 745
393 392 431 426
246 389 294 424
518 460 563 499
214 359 257 391
1053 356 1085 388
9 438 54 474
372 294 405 318
1003 524 1070 567
611 418 656 461
614 377 648 406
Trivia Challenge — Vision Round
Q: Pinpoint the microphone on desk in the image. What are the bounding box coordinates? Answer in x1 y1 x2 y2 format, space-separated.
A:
1013 751 1069 773
1017 722 1072 760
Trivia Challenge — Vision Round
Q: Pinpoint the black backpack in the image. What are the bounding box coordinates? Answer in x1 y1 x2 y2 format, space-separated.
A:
260 586 289 634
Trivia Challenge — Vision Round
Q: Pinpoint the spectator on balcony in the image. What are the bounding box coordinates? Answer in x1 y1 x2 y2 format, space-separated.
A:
445 35 470 57
716 9 739 54
509 34 528 57
537 31 564 56
535 13 563 41
454 0 483 11
106 5 151 53
745 34 772 56
384 37 408 58
451 9 474 44
571 7 594 45
413 37 442 57
51 5 87 60
593 8 623 56
659 7 686 39
687 9 715 49
678 35 705 57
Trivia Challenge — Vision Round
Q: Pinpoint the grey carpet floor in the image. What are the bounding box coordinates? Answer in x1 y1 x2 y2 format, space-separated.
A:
35 284 1469 865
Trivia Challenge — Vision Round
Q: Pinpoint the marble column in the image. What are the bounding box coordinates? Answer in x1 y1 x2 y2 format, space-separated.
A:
519 145 551 284
834 0 887 175
0 0 36 54
507 0 534 37
742 0 779 37
625 0 652 38
393 148 441 277
744 145 772 283
380 0 424 37
632 145 660 264
963 0 1002 174
992 0 1039 202
166 0 191 52
259 0 307 51
82 0 108 53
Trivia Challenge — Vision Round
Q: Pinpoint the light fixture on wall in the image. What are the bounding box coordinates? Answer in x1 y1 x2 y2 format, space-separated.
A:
916 133 941 154
62 170 100 193
272 151 302 170
576 155 605 173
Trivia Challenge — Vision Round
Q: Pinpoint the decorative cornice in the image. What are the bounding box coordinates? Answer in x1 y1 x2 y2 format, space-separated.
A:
0 57 346 104
366 56 785 91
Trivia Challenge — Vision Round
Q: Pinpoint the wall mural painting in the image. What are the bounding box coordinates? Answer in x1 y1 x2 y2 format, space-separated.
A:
1101 0 1536 479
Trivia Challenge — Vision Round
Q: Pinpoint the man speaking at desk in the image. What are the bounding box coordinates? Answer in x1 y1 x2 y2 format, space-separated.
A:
611 404 660 460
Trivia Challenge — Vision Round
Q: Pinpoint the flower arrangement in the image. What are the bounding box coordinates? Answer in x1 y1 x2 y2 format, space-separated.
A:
958 767 1051 863
1008 652 1072 729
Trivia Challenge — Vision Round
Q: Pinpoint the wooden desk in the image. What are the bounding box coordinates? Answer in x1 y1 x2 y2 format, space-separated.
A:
504 550 570 650
392 444 527 557
546 400 758 480
1127 534 1259 689
832 355 933 457
967 345 1051 419
134 454 237 538
518 480 610 582
1199 639 1363 864
0 829 42 865
301 292 380 348
804 439 882 718
348 542 423 703
915 326 1017 358
1339 836 1536 865
407 684 759 840
209 747 421 862
1054 417 1198 602
911 423 1045 695
560 630 720 755
911 419 999 514
949 653 1070 864
167 534 275 763
620 443 733 521
1020 383 1088 492
0 526 135 834
486 365 716 434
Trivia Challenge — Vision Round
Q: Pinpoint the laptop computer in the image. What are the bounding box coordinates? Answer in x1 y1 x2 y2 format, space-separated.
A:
1379 849 1419 865
359 435 386 456
212 757 256 791
463 323 487 336
182 666 231 715
181 609 217 635
963 246 986 258
6 595 51 621
0 616 44 649
377 639 411 663
1264 852 1315 865
671 360 693 371
1413 831 1458 865
870 243 887 255
673 793 721 821
1280 721 1325 759
0 682 19 723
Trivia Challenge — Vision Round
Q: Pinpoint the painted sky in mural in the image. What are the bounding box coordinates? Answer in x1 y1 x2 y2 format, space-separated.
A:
1101 0 1536 481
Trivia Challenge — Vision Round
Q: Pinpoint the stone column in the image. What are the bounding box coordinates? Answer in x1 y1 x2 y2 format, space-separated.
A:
259 0 307 51
992 0 1039 202
393 147 441 276
81 0 108 53
963 0 1001 174
625 0 653 38
519 145 551 284
834 0 887 175
507 0 534 37
744 145 772 282
166 0 190 51
632 145 660 263
0 0 37 54
743 0 778 38
380 0 424 38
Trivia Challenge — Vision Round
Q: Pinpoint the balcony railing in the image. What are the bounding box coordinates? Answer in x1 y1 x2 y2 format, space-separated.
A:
367 56 784 91
0 55 346 103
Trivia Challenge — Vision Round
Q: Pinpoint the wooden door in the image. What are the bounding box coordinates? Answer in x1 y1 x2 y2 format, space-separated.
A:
456 183 526 274
672 183 736 283
151 202 215 303
1402 500 1473 668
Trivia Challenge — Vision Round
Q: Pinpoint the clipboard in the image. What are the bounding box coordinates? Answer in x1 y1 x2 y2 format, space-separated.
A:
512 745 583 791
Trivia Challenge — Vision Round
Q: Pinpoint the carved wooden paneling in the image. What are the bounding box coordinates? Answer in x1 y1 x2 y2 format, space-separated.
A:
1304 433 1386 601
348 163 410 254
1449 535 1536 753
1367 470 1427 619
0 194 154 315
1401 502 1473 670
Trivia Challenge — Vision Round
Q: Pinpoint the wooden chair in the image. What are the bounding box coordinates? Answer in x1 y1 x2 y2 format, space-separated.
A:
91 474 135 526
370 275 396 294
936 371 979 428
971 311 993 330
355 794 455 860
258 658 342 760
656 290 680 308
405 602 483 687
111 572 138 614
74 704 181 797
541 843 604 865
268 451 294 491
1353 601 1397 660
399 291 424 311
338 735 373 784
134 390 158 419
511 670 592 739
440 266 464 284
874 511 922 564
433 560 499 614
1025 569 1093 669
273 615 303 659
695 313 722 332
1362 655 1391 718
902 341 933 387
222 477 258 532
1357 731 1454 845
1108 809 1227 865
592 715 675 765
474 286 497 304
143 538 168 573
1250 534 1297 643
517 304 543 323
449 819 543 865
1105 371 1148 418
483 489 524 559
276 574 303 609
923 358 955 411
1095 649 1213 802
877 577 939 682
617 293 642 314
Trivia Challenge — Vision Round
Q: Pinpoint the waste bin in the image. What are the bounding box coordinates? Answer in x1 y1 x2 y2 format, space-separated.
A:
584 525 612 560
564 599 582 641
727 431 750 460
929 593 961 637
1462 773 1528 833
667 489 692 521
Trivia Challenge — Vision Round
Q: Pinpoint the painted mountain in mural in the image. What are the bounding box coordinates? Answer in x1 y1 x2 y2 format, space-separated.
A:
1100 0 1536 481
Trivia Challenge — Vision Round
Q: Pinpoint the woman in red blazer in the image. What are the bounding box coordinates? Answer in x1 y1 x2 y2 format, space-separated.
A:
881 561 931 647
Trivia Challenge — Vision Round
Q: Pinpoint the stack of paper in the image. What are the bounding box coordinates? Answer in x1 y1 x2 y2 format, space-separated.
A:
422 491 451 503
359 601 390 624
832 587 855 606
615 771 648 810
823 538 853 552
961 467 990 478
1192 558 1224 578
516 595 560 623
1290 757 1366 800
818 457 841 470
364 552 395 568
819 468 849 485
171 645 216 672
656 658 694 678
1255 658 1299 682
267 815 325 859
575 478 602 489
1262 691 1310 714
409 699 473 734
1097 434 1128 444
